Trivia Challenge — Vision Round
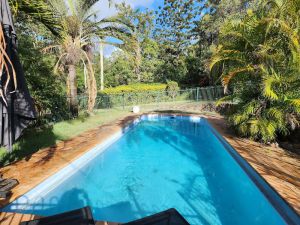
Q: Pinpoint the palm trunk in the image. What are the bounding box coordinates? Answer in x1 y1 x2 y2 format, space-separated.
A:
100 42 104 91
85 44 97 113
68 64 78 117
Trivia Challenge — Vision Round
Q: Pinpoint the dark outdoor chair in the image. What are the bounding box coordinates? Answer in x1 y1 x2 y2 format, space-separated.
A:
0 175 19 198
20 207 95 225
19 207 189 225
122 208 190 225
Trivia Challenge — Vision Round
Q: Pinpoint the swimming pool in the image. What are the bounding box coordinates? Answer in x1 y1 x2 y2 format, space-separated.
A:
2 115 299 224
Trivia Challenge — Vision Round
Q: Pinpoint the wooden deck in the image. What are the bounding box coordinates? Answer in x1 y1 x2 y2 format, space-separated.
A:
206 116 300 214
0 211 118 225
0 113 299 224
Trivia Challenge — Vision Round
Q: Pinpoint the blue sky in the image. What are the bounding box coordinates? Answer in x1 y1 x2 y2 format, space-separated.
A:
93 0 162 18
93 0 163 57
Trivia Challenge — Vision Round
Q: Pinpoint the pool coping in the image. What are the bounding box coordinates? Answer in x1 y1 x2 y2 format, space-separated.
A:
2 118 142 207
203 118 300 225
0 114 140 207
0 113 299 224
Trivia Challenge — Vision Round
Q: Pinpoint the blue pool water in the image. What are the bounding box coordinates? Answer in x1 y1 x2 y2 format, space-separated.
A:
2 115 299 224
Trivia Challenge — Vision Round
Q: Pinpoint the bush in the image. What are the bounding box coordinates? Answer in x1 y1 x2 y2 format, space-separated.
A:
100 83 167 95
18 30 69 124
210 1 300 143
166 81 180 98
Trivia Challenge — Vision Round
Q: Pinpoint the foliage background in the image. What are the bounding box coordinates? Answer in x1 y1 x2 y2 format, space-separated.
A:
7 0 300 145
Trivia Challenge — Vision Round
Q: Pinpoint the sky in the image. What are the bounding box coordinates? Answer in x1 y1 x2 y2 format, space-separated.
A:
92 0 163 57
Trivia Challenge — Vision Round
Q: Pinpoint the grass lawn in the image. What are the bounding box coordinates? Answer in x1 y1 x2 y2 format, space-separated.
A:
0 109 131 166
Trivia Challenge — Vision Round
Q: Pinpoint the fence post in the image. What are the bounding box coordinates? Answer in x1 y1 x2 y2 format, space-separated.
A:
122 93 125 110
196 87 200 101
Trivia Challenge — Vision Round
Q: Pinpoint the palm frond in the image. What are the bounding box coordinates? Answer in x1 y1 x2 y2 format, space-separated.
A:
222 65 255 87
9 0 61 35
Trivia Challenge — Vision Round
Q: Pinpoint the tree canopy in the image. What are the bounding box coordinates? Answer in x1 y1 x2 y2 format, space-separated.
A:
5 0 300 144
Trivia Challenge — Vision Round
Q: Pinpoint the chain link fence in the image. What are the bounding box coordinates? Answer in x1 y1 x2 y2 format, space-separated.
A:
78 86 224 111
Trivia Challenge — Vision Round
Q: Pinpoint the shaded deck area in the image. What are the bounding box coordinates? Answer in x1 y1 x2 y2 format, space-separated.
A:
0 211 118 225
0 113 299 224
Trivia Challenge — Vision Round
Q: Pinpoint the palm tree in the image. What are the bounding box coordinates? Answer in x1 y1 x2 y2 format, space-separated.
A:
10 0 131 117
210 0 300 143
8 0 60 35
41 0 98 116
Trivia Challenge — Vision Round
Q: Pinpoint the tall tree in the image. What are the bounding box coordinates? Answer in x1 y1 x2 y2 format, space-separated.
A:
154 0 205 84
41 0 99 116
155 0 204 54
8 0 61 35
15 21 68 122
11 0 131 116
194 0 255 84
103 50 135 86
116 3 154 82
140 37 161 83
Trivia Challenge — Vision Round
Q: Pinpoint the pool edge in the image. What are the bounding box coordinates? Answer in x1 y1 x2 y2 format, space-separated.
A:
1 113 299 224
202 118 300 225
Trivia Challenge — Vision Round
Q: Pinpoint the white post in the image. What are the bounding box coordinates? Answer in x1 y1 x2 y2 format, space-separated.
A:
100 41 104 91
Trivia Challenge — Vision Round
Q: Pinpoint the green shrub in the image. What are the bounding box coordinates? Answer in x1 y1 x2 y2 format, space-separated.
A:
18 29 69 124
211 1 300 143
166 81 180 98
100 83 167 95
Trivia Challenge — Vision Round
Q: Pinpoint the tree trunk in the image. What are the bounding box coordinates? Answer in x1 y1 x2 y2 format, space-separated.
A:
85 44 97 113
68 64 78 117
100 42 104 91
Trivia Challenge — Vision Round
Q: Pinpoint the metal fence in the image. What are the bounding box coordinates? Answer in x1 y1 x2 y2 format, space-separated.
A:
78 86 224 111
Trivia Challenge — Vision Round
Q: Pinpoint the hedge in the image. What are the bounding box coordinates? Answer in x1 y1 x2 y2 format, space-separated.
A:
100 83 167 95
